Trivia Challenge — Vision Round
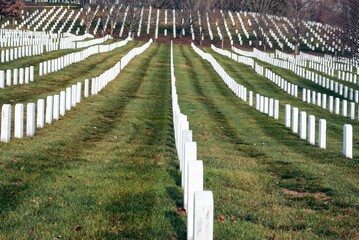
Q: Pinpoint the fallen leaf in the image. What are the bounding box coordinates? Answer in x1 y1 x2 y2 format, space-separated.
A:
75 226 82 231
16 179 23 184
5 165 11 171
48 196 54 201
176 208 187 215
219 215 225 222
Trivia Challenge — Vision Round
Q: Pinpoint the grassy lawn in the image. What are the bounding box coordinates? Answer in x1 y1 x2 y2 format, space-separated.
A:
0 42 185 239
0 42 140 105
173 45 358 239
0 40 357 239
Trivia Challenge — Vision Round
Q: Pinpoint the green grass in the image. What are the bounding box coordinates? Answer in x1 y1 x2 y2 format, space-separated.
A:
173 45 358 239
0 42 185 239
0 40 358 239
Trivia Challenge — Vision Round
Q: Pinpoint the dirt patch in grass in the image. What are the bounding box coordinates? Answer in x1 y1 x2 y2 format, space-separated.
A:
280 188 331 202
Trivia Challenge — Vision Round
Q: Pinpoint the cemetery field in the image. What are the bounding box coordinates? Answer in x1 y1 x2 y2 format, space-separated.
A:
0 41 358 239
0 43 186 239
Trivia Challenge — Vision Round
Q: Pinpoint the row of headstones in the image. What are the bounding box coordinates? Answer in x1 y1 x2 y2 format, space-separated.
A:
194 43 353 160
254 93 279 119
264 69 298 97
0 38 154 144
308 61 335 77
0 67 34 88
236 12 250 40
93 18 101 35
302 89 358 120
284 104 353 158
136 7 144 37
39 47 97 76
221 12 231 41
211 44 254 69
235 47 359 123
119 6 129 38
337 70 358 83
76 35 111 49
293 65 359 99
0 45 44 63
41 7 64 32
48 8 73 33
39 37 129 76
102 6 115 34
285 104 326 148
171 41 214 240
33 8 57 32
0 82 84 143
192 43 248 104
247 47 359 105
206 13 214 40
232 46 255 58
18 8 47 29
67 10 82 34
230 49 255 67
0 31 54 47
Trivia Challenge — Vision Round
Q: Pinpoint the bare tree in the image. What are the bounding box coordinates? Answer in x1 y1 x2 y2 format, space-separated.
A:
320 0 359 63
279 0 319 54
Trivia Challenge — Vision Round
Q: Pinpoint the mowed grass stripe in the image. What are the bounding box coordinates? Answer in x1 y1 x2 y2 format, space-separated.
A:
0 41 141 105
174 45 358 239
0 43 185 239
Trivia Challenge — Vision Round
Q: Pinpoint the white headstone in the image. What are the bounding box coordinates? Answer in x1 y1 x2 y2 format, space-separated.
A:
350 102 355 120
45 96 53 124
328 96 334 113
249 91 253 106
193 191 214 240
66 87 72 110
60 91 66 116
187 160 203 240
84 79 89 98
13 68 18 85
342 100 347 117
14 104 24 138
53 95 60 120
76 82 82 103
285 104 291 128
343 124 352 159
308 115 315 145
6 69 11 86
37 99 45 128
183 141 197 210
318 119 326 149
0 70 4 88
335 98 340 115
26 103 36 137
299 111 307 140
1 104 12 143
292 107 299 133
